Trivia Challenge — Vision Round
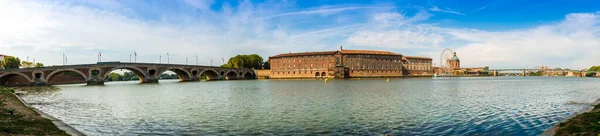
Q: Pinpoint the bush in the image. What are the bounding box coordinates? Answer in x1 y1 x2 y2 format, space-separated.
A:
7 88 15 93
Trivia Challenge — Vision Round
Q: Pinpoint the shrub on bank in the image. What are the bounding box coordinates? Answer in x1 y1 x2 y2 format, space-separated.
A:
554 105 600 135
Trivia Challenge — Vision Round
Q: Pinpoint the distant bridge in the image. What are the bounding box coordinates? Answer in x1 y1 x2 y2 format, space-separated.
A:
0 62 255 86
491 68 596 77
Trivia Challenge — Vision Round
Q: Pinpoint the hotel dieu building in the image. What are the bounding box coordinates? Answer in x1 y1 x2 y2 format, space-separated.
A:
268 47 433 78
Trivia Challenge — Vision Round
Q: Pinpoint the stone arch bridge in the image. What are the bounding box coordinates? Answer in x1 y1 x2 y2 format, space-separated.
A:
0 63 255 86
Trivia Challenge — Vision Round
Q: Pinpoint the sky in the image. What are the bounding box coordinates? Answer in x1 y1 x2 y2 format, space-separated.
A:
0 0 599 69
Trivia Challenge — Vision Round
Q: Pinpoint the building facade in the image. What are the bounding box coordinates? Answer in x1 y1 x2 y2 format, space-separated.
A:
448 52 460 69
402 56 434 76
268 47 432 78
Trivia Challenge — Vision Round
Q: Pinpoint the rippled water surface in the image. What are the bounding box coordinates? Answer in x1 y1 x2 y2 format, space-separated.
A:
21 77 600 135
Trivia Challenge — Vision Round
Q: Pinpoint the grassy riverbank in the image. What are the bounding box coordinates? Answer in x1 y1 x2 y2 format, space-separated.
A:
554 104 600 135
0 87 69 135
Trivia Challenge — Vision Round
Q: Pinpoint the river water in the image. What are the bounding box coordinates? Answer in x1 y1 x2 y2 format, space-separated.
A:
20 77 600 135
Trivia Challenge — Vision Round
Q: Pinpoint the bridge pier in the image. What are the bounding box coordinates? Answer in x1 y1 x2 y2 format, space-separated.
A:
581 70 586 78
30 78 47 86
142 76 159 83
493 69 497 77
522 68 526 77
87 77 105 85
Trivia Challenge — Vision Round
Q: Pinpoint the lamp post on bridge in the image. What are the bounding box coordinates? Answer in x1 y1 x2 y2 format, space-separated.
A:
134 52 137 63
62 53 65 66
186 57 188 65
159 55 162 64
195 55 198 65
167 53 170 64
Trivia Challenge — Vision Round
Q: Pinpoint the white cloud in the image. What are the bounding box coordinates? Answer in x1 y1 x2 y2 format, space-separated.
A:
447 12 600 69
0 0 597 69
429 6 464 15
0 0 379 66
184 0 214 10
346 10 600 69
250 6 394 22
347 11 441 48
347 25 445 49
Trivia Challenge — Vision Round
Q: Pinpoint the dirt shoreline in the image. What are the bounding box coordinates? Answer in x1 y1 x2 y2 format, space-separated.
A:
11 90 86 136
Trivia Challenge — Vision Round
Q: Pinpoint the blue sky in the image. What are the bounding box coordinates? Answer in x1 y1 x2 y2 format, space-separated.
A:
0 0 599 69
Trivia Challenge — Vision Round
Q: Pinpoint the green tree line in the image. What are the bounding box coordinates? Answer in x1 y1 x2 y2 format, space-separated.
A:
105 72 140 81
1 56 44 69
105 72 184 81
221 54 269 69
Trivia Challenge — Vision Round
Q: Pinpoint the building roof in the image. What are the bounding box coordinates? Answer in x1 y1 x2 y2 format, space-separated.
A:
269 49 403 59
403 56 433 60
269 51 337 58
340 49 402 56
450 52 460 61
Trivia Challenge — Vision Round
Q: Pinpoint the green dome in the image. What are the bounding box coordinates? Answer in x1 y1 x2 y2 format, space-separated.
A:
450 52 460 61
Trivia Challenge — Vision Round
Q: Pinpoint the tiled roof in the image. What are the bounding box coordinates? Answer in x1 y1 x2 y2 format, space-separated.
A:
404 56 433 60
340 49 402 56
269 51 337 58
269 49 404 59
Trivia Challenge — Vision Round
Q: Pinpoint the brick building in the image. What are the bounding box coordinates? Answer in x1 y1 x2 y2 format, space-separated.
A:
268 47 432 78
402 56 434 76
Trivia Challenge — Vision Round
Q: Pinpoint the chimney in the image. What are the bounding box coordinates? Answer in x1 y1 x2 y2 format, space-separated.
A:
340 46 343 51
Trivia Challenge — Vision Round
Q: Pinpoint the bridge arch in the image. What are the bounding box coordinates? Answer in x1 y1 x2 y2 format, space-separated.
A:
0 72 32 86
102 66 147 82
200 69 220 80
46 69 89 83
157 68 192 81
242 72 254 79
225 71 238 80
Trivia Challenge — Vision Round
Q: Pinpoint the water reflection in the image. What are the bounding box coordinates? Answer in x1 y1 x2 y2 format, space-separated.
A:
20 77 600 135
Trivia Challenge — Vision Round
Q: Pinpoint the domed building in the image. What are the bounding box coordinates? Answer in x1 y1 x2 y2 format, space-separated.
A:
448 52 460 69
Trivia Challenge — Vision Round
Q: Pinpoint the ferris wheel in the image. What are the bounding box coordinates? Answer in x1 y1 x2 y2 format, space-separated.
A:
440 48 454 73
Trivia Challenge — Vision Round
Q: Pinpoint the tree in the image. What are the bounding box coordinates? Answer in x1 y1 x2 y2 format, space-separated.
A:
35 63 44 68
263 61 270 69
2 56 21 69
221 54 265 69
21 61 34 68
106 72 122 81
123 72 138 81
483 66 489 71
159 73 179 79
589 66 600 71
